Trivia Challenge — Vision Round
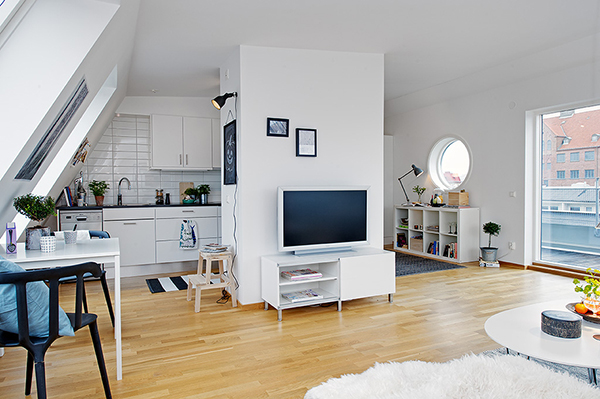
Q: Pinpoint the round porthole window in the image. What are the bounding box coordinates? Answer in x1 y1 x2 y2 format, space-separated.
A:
427 137 471 190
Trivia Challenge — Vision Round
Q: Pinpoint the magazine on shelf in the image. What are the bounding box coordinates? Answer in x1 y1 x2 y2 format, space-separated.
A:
280 268 322 281
281 289 324 303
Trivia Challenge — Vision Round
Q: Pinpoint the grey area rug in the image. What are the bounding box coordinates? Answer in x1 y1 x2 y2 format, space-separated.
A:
395 252 466 277
484 347 592 383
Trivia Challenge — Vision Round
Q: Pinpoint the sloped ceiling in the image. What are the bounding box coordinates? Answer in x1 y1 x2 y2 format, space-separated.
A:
127 0 600 104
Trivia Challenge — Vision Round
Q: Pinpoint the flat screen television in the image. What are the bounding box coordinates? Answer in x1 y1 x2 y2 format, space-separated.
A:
278 186 369 254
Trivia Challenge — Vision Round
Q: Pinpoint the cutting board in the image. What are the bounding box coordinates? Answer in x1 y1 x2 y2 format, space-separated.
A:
179 182 194 203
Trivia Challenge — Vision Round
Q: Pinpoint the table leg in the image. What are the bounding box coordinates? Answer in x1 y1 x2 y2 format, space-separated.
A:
588 368 597 385
277 309 282 322
115 254 122 381
388 293 394 303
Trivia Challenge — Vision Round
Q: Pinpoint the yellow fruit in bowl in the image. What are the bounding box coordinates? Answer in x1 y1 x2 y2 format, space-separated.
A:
575 302 588 314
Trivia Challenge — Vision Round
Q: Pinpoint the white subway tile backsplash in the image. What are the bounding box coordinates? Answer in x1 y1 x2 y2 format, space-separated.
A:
80 115 220 203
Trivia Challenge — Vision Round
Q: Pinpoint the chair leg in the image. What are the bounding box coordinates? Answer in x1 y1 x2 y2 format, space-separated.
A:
88 320 112 398
25 351 34 396
82 282 89 314
34 360 47 399
100 272 115 327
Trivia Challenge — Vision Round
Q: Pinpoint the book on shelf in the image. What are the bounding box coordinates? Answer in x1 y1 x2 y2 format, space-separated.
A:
281 289 323 302
396 232 407 248
280 268 323 281
442 242 458 259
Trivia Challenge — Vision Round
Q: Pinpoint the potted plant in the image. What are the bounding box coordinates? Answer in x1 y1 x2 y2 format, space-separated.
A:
481 221 501 262
184 186 200 203
198 184 210 204
89 180 109 206
13 194 56 250
412 185 426 203
573 269 600 314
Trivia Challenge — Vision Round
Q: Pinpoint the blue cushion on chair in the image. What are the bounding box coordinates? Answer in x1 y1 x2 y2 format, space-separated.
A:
0 257 74 337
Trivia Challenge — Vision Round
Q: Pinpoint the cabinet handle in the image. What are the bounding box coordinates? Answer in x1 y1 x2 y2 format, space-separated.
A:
182 210 194 213
186 154 189 165
179 154 182 165
123 222 137 225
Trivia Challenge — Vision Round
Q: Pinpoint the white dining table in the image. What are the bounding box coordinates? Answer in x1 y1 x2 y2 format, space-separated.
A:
0 238 123 380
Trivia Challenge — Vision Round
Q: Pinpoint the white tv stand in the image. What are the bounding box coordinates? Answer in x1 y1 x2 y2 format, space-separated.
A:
261 247 395 321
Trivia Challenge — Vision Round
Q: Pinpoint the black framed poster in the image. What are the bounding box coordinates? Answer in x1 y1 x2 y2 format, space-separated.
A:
296 128 317 157
224 120 237 185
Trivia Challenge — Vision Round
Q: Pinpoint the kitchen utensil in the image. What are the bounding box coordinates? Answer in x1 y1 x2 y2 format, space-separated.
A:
165 193 170 205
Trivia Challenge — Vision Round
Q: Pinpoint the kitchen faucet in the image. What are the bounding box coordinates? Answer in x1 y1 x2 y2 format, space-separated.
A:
117 177 131 205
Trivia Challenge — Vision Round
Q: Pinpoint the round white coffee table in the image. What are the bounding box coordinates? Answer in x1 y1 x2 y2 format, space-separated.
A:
485 299 600 383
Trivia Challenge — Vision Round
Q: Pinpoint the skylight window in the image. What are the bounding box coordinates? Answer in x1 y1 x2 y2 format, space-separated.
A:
0 0 25 33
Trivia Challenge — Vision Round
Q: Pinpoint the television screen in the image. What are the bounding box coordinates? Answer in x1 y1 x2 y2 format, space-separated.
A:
278 187 368 254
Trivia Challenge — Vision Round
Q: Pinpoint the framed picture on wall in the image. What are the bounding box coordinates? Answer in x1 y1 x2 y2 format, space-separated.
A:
224 120 237 185
296 128 317 157
267 117 289 137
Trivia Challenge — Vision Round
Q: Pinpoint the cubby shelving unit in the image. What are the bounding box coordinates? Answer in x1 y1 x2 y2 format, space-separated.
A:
394 205 480 263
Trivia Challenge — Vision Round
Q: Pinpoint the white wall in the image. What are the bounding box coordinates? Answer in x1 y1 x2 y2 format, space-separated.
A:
117 96 219 118
385 33 600 266
222 46 384 305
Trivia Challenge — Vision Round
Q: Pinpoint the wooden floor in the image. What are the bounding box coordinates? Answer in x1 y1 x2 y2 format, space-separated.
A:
0 263 575 398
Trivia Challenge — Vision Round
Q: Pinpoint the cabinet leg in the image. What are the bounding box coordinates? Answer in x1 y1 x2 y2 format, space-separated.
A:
389 293 394 303
337 300 342 311
264 301 269 311
277 309 282 322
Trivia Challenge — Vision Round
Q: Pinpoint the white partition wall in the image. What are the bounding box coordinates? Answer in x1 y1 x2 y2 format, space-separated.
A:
219 46 384 305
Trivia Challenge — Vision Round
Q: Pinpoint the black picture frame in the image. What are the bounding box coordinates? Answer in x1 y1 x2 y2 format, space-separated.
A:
223 120 237 185
267 117 289 137
296 128 317 157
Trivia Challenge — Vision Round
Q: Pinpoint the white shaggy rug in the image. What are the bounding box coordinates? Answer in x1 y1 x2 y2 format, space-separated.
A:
305 353 599 399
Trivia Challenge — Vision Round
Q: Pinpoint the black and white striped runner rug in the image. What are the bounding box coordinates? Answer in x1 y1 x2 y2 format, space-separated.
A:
146 276 189 293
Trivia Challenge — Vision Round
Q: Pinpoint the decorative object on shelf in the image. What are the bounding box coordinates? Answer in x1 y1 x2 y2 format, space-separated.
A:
573 268 600 314
211 92 237 110
412 185 426 203
198 184 210 204
397 164 424 205
13 193 56 250
296 128 317 157
88 180 109 206
267 117 289 137
71 138 90 166
481 221 501 262
224 120 237 185
448 190 469 206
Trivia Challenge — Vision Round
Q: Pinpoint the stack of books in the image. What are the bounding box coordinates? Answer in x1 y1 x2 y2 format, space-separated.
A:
281 289 323 302
280 268 322 281
201 243 228 253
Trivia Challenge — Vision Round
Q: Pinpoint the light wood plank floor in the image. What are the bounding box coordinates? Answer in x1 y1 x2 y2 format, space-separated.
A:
0 263 575 398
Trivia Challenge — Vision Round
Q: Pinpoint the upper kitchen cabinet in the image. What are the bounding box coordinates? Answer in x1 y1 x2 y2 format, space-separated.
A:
151 114 213 170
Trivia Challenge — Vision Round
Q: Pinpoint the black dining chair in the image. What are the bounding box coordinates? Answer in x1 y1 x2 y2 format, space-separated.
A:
59 230 114 327
0 261 112 399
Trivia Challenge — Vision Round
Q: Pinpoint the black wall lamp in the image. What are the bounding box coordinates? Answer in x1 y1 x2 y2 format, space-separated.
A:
398 164 424 205
211 92 237 110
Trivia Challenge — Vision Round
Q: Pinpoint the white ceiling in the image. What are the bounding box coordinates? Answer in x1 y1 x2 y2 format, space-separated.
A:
127 0 600 101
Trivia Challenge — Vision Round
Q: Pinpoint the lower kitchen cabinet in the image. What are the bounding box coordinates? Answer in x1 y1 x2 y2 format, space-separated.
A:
155 206 220 263
103 208 156 266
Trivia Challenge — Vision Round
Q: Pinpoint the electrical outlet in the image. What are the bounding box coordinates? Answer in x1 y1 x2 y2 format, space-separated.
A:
508 242 516 250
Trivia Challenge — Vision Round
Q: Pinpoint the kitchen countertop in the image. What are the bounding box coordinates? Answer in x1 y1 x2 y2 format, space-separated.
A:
57 203 221 211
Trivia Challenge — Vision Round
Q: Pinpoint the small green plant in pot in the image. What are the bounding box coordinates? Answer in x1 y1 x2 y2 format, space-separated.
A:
198 184 210 204
481 221 501 262
184 187 200 203
89 180 109 206
13 194 56 250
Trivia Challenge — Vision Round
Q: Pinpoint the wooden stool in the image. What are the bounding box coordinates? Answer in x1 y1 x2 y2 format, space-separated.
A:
187 248 237 312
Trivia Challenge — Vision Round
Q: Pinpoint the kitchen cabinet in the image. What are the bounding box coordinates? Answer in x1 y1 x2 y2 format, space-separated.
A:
151 114 213 170
103 208 156 266
155 206 220 263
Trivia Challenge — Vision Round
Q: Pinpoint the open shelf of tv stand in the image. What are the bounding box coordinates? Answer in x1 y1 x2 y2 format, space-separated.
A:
261 247 395 321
